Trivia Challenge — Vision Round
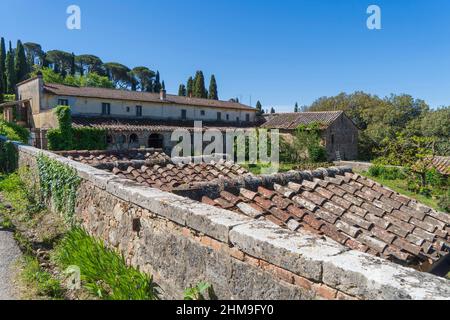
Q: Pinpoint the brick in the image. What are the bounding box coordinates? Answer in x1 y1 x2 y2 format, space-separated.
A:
260 261 294 284
229 247 245 261
293 274 313 290
313 284 338 300
244 254 260 267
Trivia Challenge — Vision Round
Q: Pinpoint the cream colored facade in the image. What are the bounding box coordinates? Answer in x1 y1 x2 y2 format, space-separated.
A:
16 76 256 130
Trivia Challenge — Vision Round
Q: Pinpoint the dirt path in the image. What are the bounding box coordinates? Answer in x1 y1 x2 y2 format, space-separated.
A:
0 216 22 300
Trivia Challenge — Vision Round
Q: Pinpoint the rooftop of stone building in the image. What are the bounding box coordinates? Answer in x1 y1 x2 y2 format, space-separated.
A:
61 149 449 273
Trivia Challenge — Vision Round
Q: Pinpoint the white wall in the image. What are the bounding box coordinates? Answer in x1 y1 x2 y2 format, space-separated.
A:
43 95 256 123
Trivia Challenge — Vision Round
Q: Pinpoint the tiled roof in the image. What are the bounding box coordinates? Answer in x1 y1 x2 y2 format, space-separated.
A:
60 149 170 165
72 117 255 132
429 156 450 176
260 111 344 130
201 171 450 270
44 82 255 111
109 160 250 192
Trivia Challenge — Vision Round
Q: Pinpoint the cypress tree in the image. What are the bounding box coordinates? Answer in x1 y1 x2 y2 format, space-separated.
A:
208 74 218 100
0 37 6 95
270 107 276 114
161 80 165 90
14 40 28 82
186 77 193 97
178 84 186 96
70 52 76 76
193 71 207 98
256 101 263 115
153 71 161 93
5 50 16 94
294 102 299 113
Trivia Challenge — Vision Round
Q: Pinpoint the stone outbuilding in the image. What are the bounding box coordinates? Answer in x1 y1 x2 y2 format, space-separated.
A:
260 111 359 161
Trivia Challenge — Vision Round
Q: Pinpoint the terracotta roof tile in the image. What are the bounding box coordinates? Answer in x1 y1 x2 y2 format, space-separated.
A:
260 111 344 130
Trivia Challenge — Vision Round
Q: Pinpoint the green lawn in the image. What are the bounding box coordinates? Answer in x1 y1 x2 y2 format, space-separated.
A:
358 172 442 211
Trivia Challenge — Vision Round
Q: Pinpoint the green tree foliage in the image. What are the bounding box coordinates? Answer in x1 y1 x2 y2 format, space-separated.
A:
23 42 45 67
178 84 186 96
5 49 16 94
103 62 131 89
75 54 104 76
131 66 155 92
31 67 113 89
256 101 263 115
186 77 194 97
0 37 6 95
270 107 275 114
307 91 435 159
152 71 162 93
208 74 218 100
193 71 207 98
14 40 28 82
46 50 73 76
294 102 299 113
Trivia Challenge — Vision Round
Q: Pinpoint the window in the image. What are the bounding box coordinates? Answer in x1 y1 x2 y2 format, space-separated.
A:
126 107 130 113
101 103 111 115
236 117 240 123
217 112 222 121
200 110 206 116
58 99 69 106
226 114 230 121
136 106 142 117
331 134 335 145
246 114 250 122
181 110 187 120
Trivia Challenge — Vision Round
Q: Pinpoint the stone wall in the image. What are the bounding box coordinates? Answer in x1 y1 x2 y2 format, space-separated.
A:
4 136 450 300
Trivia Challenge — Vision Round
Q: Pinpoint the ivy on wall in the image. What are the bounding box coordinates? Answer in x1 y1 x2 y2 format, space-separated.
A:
47 106 107 151
37 153 81 225
0 140 18 173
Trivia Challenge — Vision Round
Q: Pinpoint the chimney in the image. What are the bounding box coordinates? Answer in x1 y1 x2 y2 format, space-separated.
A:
160 89 167 101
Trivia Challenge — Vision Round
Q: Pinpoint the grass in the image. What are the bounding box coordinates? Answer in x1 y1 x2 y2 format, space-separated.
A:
359 172 442 211
20 255 64 299
52 228 159 300
242 162 334 175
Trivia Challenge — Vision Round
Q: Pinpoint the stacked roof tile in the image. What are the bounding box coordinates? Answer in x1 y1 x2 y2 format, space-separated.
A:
202 171 450 270
429 156 450 176
60 149 170 165
109 160 250 191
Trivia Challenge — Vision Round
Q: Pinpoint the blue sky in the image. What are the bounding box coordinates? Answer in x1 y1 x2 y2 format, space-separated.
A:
1 0 449 111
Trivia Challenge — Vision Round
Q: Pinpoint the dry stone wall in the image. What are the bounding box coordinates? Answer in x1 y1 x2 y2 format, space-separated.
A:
3 135 450 300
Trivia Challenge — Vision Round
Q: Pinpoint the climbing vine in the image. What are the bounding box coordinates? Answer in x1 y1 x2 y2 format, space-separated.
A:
37 153 81 225
0 140 18 173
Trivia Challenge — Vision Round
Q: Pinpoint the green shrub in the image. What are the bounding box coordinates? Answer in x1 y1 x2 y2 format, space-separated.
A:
0 140 18 173
308 144 327 163
426 168 446 188
22 255 64 299
0 120 30 143
53 228 159 300
47 106 107 151
437 191 450 213
184 282 212 300
368 165 405 180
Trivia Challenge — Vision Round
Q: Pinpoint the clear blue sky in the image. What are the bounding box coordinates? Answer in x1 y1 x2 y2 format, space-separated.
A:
1 0 449 111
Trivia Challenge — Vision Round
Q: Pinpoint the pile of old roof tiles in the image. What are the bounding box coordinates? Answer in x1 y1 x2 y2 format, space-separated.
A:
202 171 450 269
428 156 450 176
110 160 250 191
63 150 170 165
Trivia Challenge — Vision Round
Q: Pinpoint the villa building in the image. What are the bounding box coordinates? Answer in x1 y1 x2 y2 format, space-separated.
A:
7 74 257 152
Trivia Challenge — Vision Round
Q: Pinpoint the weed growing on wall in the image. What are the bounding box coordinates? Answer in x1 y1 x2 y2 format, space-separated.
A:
53 228 160 300
37 153 81 225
